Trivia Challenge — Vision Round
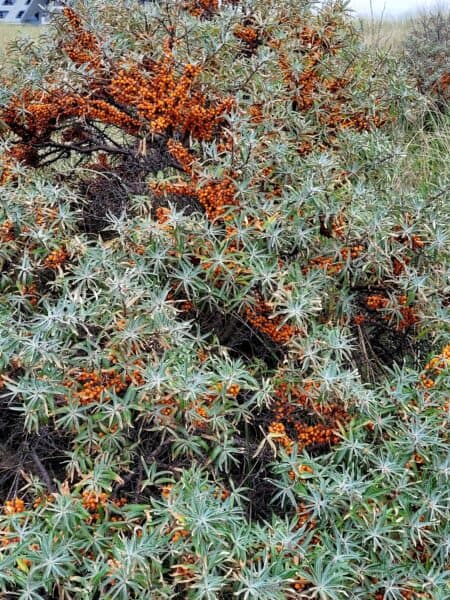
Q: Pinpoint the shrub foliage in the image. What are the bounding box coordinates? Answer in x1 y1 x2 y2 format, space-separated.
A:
0 1 448 598
403 7 450 112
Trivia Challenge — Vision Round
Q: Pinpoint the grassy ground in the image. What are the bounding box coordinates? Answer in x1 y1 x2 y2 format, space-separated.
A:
357 17 414 49
0 24 42 51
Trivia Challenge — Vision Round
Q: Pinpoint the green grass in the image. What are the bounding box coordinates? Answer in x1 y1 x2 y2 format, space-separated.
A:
0 24 42 51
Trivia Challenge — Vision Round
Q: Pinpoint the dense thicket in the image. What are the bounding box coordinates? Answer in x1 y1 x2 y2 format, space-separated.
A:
0 1 448 598
403 7 450 113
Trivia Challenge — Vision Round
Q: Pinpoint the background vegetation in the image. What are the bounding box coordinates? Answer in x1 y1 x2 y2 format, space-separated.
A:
0 1 448 598
0 25 41 50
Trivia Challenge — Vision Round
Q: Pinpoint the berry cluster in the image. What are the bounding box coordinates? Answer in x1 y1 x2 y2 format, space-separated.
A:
3 497 25 515
152 381 241 431
191 403 209 430
85 99 141 133
156 149 240 223
288 464 313 480
389 229 426 276
244 294 296 344
109 58 234 140
226 383 240 398
0 220 15 243
366 294 389 311
197 178 239 220
434 72 450 101
167 139 196 174
152 175 238 221
245 299 296 344
1 499 26 549
82 490 109 513
304 244 364 275
340 244 364 260
0 157 12 185
295 501 317 532
294 402 348 450
297 139 313 156
353 313 366 326
268 421 294 451
62 8 101 71
155 206 174 231
182 0 219 18
65 367 143 406
392 256 410 276
0 529 19 548
304 255 341 276
182 0 237 19
396 232 426 250
268 382 349 453
2 90 140 169
278 23 387 154
366 293 419 332
234 25 259 44
32 495 54 510
233 21 262 54
22 283 39 306
249 103 264 124
213 486 231 500
171 528 189 543
43 247 68 270
420 344 450 390
161 485 173 500
1 10 234 174
171 554 196 580
335 109 387 132
80 493 127 523
34 207 59 228
292 577 310 592
81 490 110 522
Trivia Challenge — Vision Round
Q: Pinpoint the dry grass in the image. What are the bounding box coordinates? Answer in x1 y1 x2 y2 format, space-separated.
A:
356 17 414 50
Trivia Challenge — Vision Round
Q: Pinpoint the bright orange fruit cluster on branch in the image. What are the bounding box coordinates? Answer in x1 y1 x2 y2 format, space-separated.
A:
109 57 234 140
0 8 234 179
44 247 68 269
278 22 387 151
183 0 220 18
182 0 238 19
0 220 15 243
3 497 25 515
64 367 143 406
420 344 450 389
62 8 101 70
244 294 297 344
269 382 350 453
366 293 419 332
152 134 239 220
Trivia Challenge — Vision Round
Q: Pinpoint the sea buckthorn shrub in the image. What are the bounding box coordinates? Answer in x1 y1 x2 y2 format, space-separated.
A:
403 7 450 113
0 1 448 598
